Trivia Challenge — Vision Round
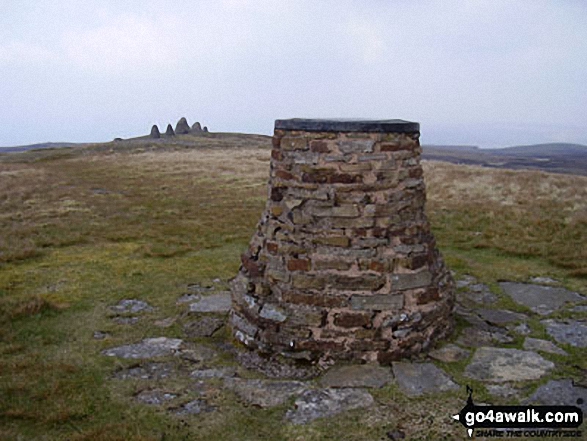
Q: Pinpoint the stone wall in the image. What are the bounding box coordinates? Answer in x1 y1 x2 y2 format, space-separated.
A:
230 119 455 363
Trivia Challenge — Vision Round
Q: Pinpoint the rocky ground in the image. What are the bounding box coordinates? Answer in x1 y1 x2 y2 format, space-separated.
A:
98 276 587 435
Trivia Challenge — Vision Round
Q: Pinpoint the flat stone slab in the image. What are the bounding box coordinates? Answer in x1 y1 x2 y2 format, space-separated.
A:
188 292 231 313
428 344 471 363
102 337 183 359
457 284 498 305
285 388 374 425
523 337 567 355
456 275 477 289
179 344 218 363
135 389 177 406
110 299 154 314
529 277 560 285
542 319 587 347
500 282 585 315
319 364 394 389
392 362 459 396
476 309 527 326
184 317 225 338
464 347 554 383
524 380 587 415
234 350 319 380
173 399 215 415
223 378 307 408
486 384 520 399
275 118 419 133
456 328 513 348
113 362 178 380
190 367 237 379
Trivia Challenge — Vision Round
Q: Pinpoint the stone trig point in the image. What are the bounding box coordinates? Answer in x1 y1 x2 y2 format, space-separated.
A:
230 118 455 363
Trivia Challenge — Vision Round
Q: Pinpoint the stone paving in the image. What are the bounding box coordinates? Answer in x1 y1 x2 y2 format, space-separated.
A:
98 277 587 425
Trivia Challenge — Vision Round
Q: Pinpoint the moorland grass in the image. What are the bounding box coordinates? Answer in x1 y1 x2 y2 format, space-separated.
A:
0 137 585 440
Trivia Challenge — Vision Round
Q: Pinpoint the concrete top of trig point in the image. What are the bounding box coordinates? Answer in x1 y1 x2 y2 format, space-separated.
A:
274 118 420 133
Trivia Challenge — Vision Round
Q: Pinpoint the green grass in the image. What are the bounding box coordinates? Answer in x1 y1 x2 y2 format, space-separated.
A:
0 137 585 439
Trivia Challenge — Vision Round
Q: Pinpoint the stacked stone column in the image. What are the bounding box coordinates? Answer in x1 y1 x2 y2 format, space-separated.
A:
230 119 454 363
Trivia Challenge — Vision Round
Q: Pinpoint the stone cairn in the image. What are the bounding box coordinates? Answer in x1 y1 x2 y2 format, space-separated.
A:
152 118 207 137
150 125 161 139
175 117 191 134
229 118 455 363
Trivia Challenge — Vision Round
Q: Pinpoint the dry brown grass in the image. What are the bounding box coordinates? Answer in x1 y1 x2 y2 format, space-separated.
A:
423 161 587 276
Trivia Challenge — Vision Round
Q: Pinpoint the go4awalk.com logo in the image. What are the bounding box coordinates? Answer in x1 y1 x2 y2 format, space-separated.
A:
452 387 583 438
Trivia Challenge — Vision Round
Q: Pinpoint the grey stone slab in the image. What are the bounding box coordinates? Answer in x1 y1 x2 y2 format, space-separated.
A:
285 388 374 424
234 350 319 380
523 337 567 355
179 344 218 363
110 299 154 314
392 362 459 396
223 378 307 408
457 284 498 306
464 347 554 383
529 277 560 285
183 317 225 338
189 292 232 313
274 118 419 133
500 282 585 315
570 305 587 313
476 309 527 326
113 362 178 380
173 399 215 415
93 331 109 340
176 293 201 304
190 367 237 379
102 338 183 359
512 323 532 335
542 319 587 347
135 389 177 406
456 275 477 289
456 328 513 348
524 380 587 415
428 344 471 363
486 384 520 399
319 364 394 389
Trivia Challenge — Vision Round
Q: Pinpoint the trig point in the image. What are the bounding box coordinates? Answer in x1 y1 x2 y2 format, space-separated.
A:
229 118 455 363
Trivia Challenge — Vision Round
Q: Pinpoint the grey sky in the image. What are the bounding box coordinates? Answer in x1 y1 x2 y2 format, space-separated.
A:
1 0 586 148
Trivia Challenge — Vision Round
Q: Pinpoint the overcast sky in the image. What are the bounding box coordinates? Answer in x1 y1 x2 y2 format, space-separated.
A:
1 0 586 148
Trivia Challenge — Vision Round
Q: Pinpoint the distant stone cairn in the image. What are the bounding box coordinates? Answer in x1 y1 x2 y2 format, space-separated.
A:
191 122 202 132
165 124 175 136
150 125 161 139
175 117 190 135
203 126 209 132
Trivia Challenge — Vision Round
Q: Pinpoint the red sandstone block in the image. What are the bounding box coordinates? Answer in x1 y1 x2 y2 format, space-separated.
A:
266 241 279 254
409 168 423 179
313 259 352 271
379 142 404 152
280 136 308 151
309 140 330 153
329 173 362 184
287 258 311 271
333 311 372 328
275 170 296 181
241 254 262 278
